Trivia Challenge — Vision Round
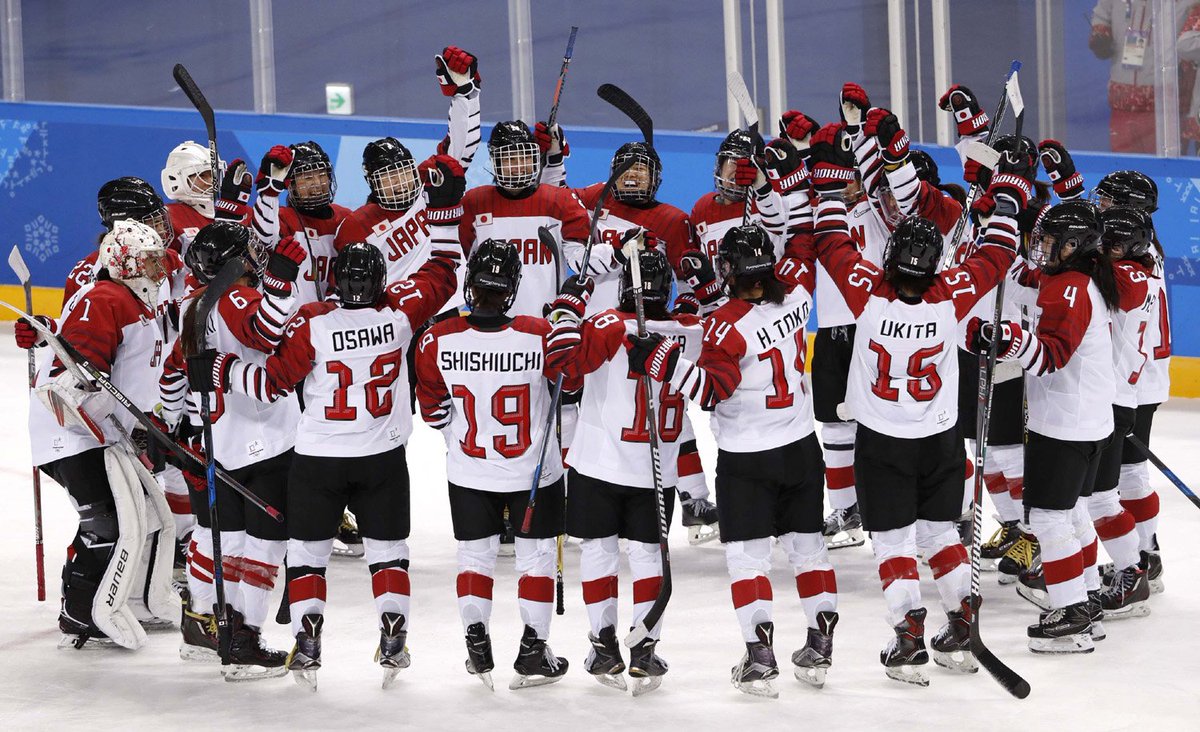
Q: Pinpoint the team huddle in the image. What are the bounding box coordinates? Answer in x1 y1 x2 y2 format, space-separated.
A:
14 45 1174 698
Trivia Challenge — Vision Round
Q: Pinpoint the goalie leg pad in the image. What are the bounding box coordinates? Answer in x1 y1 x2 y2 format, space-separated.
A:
132 455 179 624
92 445 150 650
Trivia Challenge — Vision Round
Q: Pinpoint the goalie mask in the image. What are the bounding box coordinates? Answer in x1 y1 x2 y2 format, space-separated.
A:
883 216 943 280
161 140 225 217
1031 201 1103 275
1099 205 1154 261
288 140 337 211
97 177 175 245
363 137 420 211
465 239 522 312
185 221 253 286
714 129 758 201
488 121 541 193
333 241 387 307
98 219 170 309
611 142 662 205
619 247 673 309
1093 170 1158 213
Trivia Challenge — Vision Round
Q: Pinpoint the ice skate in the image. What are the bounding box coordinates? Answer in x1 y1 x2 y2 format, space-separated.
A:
680 492 720 545
997 530 1038 586
731 622 779 698
464 622 495 691
179 602 220 662
980 519 1020 571
1100 565 1150 620
627 636 668 697
791 611 836 689
1015 558 1051 610
173 529 191 583
57 614 117 650
331 511 364 558
930 599 978 674
224 609 288 681
375 612 411 689
1142 548 1164 595
585 625 627 691
1086 590 1106 641
287 613 323 691
1028 602 1094 654
881 608 929 687
509 625 568 689
822 504 864 550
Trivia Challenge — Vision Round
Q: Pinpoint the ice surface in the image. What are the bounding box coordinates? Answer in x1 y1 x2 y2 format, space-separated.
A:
0 324 1196 730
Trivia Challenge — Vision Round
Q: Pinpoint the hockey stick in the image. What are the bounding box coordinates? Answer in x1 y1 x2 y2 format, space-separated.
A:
0 299 281 522
597 84 654 147
938 61 1021 271
8 246 45 601
173 64 221 214
1127 435 1200 509
541 26 579 169
623 236 672 649
578 157 637 277
726 71 760 226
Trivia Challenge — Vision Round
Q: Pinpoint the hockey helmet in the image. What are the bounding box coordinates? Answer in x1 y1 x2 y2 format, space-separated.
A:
716 224 776 281
333 242 387 307
362 137 420 211
714 128 761 201
488 121 541 192
465 239 522 312
611 141 662 205
185 221 252 285
161 140 224 216
883 216 943 279
1031 201 1104 274
288 140 337 211
1099 205 1154 261
97 176 175 244
619 247 673 308
1093 170 1158 213
977 134 1038 189
98 219 169 309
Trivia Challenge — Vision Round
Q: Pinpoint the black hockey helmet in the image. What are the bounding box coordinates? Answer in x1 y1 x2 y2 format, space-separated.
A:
1031 200 1104 274
362 137 420 210
465 238 522 312
288 140 336 211
1099 205 1154 261
717 224 776 281
978 134 1038 189
185 221 252 285
1093 170 1158 213
333 242 387 307
97 176 175 243
884 216 943 279
611 141 662 204
910 150 940 186
619 247 673 308
488 120 541 192
714 129 763 201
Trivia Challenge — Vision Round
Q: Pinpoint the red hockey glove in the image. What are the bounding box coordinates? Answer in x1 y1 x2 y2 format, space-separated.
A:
263 235 306 298
627 332 680 382
839 82 871 135
255 145 294 197
15 315 54 349
865 108 909 165
435 46 481 96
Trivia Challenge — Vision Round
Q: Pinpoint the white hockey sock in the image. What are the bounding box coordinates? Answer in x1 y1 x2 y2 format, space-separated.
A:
1118 462 1160 552
239 536 285 629
220 529 247 615
1071 504 1101 592
158 465 195 538
821 422 857 511
676 439 710 501
186 527 216 611
726 538 773 642
365 538 410 631
580 536 619 636
779 532 836 627
286 538 332 637
1089 489 1140 570
516 537 556 639
628 540 664 640
456 536 498 632
1029 508 1085 608
918 520 970 612
872 525 921 626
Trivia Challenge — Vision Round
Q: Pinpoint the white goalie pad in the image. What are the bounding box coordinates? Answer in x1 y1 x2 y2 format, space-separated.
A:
129 455 180 624
93 445 150 650
36 372 115 443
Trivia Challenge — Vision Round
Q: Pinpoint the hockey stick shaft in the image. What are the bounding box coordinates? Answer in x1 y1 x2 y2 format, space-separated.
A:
939 61 1021 271
539 224 568 615
9 246 45 601
546 27 578 134
579 158 637 277
623 238 672 649
520 379 564 534
173 64 220 212
1127 435 1200 509
726 71 760 226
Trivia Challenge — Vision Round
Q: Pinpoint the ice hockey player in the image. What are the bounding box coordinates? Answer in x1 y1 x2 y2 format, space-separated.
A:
201 155 464 691
415 239 585 690
633 222 836 698
970 200 1120 654
29 219 178 650
810 122 1022 684
555 243 692 696
158 220 306 678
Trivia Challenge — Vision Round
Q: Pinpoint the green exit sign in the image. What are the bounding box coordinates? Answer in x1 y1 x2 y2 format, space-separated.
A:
326 83 353 115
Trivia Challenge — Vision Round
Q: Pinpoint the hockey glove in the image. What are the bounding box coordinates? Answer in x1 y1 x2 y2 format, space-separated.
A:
808 124 858 197
186 349 218 393
839 82 871 136
1037 140 1085 200
627 332 680 382
216 159 252 221
938 84 990 137
671 293 700 317
262 235 306 298
865 108 909 166
965 317 1026 360
534 122 569 165
255 145 294 197
679 252 723 306
764 138 808 194
779 110 820 156
15 315 55 349
735 155 771 199
419 154 467 223
436 46 481 96
549 274 594 321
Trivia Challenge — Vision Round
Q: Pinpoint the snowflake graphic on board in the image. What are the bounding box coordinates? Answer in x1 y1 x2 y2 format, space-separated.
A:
24 215 59 263
0 120 51 198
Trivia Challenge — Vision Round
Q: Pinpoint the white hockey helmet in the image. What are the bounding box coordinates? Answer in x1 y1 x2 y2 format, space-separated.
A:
98 219 170 309
161 141 225 215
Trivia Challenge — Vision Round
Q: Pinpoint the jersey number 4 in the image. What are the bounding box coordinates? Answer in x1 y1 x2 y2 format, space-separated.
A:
324 351 405 421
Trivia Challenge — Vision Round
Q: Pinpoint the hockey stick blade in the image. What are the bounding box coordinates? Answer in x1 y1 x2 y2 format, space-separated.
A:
173 64 216 141
597 84 653 146
8 245 30 284
726 71 759 132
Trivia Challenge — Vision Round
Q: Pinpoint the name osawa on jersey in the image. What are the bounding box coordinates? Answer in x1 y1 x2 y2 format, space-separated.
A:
332 323 397 352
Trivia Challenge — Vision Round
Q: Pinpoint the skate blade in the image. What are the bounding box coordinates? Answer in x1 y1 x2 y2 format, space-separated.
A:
687 523 720 545
824 528 864 550
1015 584 1051 610
1101 601 1151 620
979 558 999 572
137 618 177 633
179 643 221 663
591 672 628 692
508 672 565 690
884 665 929 686
1091 620 1106 642
224 664 289 682
58 634 119 651
471 671 495 692
381 667 402 690
733 678 779 698
1028 632 1094 654
630 675 661 697
1149 578 1164 595
996 572 1019 586
291 669 319 691
792 665 827 688
931 649 979 674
